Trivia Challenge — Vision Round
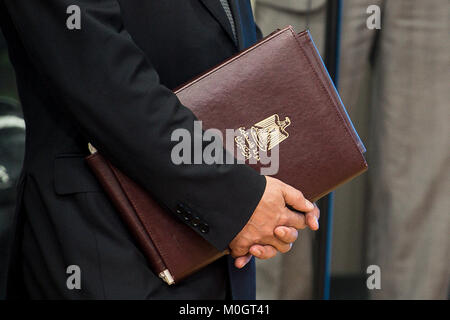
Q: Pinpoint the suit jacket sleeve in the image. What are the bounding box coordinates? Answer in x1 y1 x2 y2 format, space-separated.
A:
4 0 266 250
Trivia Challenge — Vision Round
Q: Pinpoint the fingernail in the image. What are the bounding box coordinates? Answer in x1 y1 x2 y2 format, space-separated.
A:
315 217 319 229
306 200 315 210
253 249 261 256
277 229 285 237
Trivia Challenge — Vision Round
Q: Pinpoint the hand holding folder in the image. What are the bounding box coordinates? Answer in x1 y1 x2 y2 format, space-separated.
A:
230 176 320 269
86 26 367 285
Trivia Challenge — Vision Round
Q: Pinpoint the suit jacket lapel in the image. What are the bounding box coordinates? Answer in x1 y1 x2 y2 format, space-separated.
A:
199 0 238 48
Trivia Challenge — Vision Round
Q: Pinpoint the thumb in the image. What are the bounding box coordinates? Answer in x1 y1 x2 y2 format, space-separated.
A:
234 254 253 269
282 183 315 212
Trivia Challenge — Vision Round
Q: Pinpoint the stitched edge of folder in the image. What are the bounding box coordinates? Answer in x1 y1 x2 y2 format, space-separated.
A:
108 163 173 271
293 30 363 152
174 26 298 94
289 29 367 171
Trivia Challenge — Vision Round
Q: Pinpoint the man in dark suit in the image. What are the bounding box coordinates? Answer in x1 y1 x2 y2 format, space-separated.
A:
0 0 319 299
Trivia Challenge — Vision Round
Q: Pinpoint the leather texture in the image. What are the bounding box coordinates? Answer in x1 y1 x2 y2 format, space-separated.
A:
86 153 226 283
176 26 368 201
86 26 367 284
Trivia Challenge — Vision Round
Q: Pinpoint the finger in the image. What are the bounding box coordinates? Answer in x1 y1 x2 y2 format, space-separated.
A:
281 183 315 212
312 204 320 219
282 207 307 230
269 237 293 253
274 226 298 243
249 244 278 259
230 248 248 259
230 245 249 258
306 211 319 230
305 205 320 230
234 254 253 269
229 239 251 258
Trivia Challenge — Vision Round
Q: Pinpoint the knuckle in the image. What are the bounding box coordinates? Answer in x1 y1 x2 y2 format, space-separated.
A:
278 212 289 225
256 231 269 245
292 215 303 229
230 248 243 258
296 189 304 200
298 220 307 230
235 244 248 255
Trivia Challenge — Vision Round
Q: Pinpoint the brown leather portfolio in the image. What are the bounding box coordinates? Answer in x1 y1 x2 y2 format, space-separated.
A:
86 26 368 285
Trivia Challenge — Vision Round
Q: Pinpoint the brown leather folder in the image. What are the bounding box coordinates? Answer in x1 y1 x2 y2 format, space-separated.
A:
86 26 368 285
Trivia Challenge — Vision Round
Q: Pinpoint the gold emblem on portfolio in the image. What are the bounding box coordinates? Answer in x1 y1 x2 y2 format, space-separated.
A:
235 114 291 160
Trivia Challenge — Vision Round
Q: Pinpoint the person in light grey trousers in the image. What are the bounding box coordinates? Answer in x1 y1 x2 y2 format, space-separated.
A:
341 0 450 300
254 0 449 299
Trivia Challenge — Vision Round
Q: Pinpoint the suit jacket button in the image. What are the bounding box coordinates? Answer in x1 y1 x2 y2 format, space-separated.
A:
183 212 193 221
176 204 185 215
199 223 209 234
191 216 201 227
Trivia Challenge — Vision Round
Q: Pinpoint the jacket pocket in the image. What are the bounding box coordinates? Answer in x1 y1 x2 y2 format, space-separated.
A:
54 154 102 195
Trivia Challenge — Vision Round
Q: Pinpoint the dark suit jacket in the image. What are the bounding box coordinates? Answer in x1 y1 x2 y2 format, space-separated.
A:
0 0 266 299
